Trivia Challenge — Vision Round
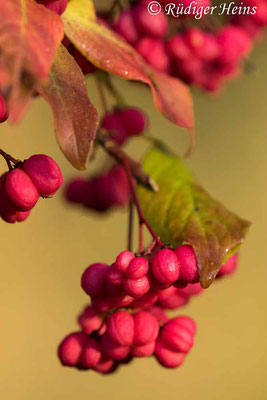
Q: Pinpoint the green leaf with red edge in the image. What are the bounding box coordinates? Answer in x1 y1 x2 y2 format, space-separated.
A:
138 148 250 288
62 0 194 130
38 44 98 170
0 0 64 122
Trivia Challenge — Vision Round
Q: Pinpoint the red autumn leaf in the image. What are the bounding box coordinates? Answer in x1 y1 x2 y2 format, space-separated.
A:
0 0 64 122
62 0 194 130
38 44 98 170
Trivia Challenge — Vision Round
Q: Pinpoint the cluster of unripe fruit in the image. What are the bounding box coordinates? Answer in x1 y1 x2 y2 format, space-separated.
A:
110 0 267 92
0 154 63 223
58 247 238 373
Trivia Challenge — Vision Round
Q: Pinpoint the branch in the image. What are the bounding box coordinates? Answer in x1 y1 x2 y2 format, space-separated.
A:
96 130 159 192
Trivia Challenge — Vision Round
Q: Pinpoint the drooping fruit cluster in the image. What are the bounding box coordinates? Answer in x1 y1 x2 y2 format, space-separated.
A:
58 245 239 373
0 154 63 223
108 0 267 92
65 164 130 212
58 306 196 373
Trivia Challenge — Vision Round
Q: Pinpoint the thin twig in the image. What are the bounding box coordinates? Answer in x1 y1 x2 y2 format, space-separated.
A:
122 156 164 248
0 149 20 165
96 129 159 192
127 198 134 252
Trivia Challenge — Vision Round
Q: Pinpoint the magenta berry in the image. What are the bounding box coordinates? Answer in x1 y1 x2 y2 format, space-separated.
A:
94 355 114 373
113 10 139 45
106 310 134 346
152 249 180 284
160 316 195 353
36 0 68 15
81 263 108 296
70 46 96 75
110 292 134 308
78 306 103 334
217 253 239 278
174 316 197 336
116 251 135 274
132 341 156 357
120 108 147 137
177 282 203 297
167 35 191 62
101 110 128 145
174 245 199 284
106 263 123 288
80 338 101 368
185 28 220 61
145 305 169 325
65 178 90 203
133 311 159 346
23 154 63 197
216 25 252 64
130 289 159 309
4 169 39 211
101 107 147 145
135 38 170 73
0 94 8 123
101 334 130 360
134 4 168 38
125 256 149 279
155 338 185 369
58 332 87 366
122 275 150 297
157 286 189 309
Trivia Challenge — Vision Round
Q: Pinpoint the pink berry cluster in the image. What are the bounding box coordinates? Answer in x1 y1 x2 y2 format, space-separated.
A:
0 154 63 223
58 306 196 372
58 246 238 373
110 0 267 92
81 247 200 313
65 164 130 212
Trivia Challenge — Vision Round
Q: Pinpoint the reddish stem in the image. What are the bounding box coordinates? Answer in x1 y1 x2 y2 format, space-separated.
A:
139 223 144 253
127 198 134 252
122 156 165 248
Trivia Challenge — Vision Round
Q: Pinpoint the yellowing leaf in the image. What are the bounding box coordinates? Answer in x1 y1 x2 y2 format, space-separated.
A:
62 0 194 130
138 149 250 288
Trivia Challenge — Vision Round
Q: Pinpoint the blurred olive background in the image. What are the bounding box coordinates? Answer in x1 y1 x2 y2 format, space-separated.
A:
0 35 266 400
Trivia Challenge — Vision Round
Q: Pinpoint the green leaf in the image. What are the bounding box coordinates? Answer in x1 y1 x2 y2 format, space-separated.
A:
138 149 250 288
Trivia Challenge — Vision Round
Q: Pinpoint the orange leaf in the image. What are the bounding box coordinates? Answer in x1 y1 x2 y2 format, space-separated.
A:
0 0 64 122
38 44 98 170
63 0 194 130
